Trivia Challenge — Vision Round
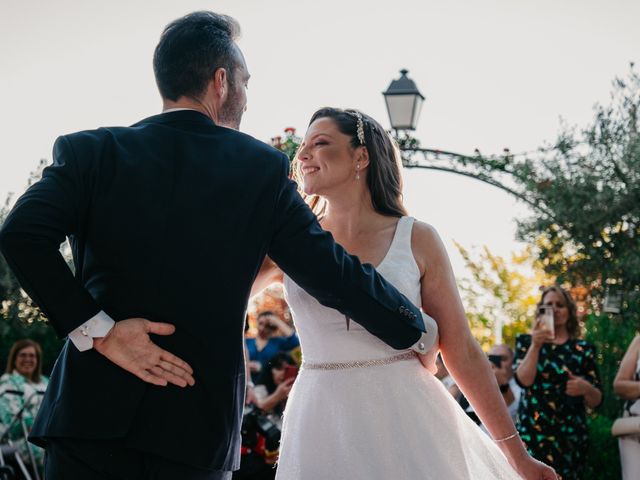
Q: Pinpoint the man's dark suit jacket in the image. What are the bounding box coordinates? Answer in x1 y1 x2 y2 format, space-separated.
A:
0 110 425 471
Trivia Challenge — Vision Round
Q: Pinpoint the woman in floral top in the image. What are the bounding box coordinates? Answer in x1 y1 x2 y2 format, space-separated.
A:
0 339 49 471
514 286 602 480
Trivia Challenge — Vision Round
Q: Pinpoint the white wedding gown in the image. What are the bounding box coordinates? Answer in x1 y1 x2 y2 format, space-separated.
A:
276 216 522 479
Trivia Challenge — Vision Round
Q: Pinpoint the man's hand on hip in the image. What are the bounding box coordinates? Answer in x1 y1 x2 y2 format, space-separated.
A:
93 318 195 387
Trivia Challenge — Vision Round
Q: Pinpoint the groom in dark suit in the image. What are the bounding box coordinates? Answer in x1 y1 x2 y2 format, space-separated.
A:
0 11 430 479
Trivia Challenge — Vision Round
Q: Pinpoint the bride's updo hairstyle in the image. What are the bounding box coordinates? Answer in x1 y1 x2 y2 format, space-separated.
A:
295 107 408 218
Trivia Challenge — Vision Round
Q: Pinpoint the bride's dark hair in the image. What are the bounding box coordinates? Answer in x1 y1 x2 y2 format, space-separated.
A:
293 107 408 218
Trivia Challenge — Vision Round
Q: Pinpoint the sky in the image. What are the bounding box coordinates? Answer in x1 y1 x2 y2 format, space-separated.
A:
1 0 638 280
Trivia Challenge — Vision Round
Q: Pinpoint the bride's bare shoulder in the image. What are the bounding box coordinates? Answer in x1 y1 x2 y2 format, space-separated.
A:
410 220 450 274
411 220 444 248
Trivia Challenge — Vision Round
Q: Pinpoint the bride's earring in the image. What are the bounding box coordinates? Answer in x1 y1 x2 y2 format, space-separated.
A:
355 163 361 181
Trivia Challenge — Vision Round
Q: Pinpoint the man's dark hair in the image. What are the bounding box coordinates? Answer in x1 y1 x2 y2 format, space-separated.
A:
153 11 241 101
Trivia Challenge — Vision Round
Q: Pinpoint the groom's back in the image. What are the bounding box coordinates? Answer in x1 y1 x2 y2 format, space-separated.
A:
77 111 282 334
31 110 289 470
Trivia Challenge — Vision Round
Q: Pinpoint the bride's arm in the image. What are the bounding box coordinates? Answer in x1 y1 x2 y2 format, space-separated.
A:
413 222 542 473
250 256 284 297
614 335 640 400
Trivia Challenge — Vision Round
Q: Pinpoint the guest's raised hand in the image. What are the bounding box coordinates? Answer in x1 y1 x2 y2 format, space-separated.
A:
531 319 554 348
93 318 195 388
274 377 295 400
248 361 262 373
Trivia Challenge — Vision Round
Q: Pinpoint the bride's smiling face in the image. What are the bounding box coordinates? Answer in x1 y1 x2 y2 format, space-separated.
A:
297 117 362 196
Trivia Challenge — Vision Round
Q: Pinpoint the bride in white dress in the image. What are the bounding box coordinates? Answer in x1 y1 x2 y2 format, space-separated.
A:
252 108 557 480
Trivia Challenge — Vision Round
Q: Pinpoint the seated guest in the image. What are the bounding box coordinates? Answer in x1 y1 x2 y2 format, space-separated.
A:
246 311 299 384
0 339 49 471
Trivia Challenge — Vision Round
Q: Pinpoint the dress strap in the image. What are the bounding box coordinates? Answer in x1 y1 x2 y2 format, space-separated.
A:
375 216 415 273
389 216 415 256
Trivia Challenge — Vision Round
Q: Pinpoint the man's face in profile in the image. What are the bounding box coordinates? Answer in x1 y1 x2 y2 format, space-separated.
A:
219 45 250 130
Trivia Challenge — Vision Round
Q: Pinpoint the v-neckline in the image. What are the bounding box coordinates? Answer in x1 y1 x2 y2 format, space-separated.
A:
373 216 405 270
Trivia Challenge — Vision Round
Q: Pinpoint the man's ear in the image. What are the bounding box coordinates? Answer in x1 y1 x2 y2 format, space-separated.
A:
212 67 228 99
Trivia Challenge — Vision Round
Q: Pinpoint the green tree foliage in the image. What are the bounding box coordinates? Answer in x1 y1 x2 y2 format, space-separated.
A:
506 67 640 400
511 66 640 478
455 243 550 349
516 66 640 306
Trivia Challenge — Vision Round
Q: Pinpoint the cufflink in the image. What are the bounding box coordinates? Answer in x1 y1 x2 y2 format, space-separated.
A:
80 325 89 337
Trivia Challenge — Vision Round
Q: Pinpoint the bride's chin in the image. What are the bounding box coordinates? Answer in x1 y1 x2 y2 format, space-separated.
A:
302 184 317 196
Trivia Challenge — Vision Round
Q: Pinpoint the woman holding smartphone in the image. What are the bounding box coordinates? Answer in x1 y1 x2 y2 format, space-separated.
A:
513 285 603 480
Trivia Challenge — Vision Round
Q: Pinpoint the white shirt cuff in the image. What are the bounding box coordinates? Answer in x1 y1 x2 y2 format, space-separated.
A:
411 312 439 355
68 310 115 352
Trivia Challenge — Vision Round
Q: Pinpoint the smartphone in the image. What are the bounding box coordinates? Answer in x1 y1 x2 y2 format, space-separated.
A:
537 305 555 338
488 354 503 368
283 365 299 382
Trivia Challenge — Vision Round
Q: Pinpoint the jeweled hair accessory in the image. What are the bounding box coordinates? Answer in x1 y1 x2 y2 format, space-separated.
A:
355 112 365 145
347 110 366 145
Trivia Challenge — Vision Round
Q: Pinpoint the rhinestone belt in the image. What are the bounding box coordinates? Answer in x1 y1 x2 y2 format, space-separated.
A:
302 351 417 370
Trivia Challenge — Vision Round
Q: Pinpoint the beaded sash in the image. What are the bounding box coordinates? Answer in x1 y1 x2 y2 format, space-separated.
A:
302 351 417 371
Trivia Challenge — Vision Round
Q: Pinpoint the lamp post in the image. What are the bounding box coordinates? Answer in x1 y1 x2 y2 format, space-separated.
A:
381 69 553 219
382 69 425 136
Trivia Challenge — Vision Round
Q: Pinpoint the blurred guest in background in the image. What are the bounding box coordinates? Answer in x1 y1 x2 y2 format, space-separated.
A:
246 312 299 384
514 285 602 480
460 344 521 431
253 352 297 426
488 344 521 423
0 339 49 471
613 335 640 480
235 353 297 480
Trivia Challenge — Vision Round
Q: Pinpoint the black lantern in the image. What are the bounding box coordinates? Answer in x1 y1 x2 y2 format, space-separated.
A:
603 289 623 314
382 69 425 132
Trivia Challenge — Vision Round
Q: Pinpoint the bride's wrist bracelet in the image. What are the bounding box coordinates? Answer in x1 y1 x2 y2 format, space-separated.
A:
493 431 519 443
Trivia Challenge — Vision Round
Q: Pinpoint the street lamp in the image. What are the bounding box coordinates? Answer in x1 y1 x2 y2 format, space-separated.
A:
382 69 425 133
381 69 550 218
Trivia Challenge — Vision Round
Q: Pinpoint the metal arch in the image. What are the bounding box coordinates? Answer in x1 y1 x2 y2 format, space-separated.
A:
399 147 553 218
